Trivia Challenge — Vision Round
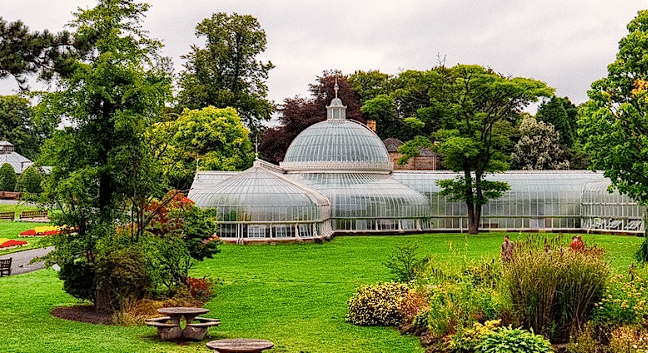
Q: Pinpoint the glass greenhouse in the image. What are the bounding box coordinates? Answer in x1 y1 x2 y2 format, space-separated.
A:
188 89 646 243
189 160 332 242
581 178 645 233
393 171 624 232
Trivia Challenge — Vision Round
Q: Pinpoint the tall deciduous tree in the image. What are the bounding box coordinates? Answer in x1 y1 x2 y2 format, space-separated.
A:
36 0 172 311
401 65 552 234
177 12 274 136
149 106 254 190
510 116 569 170
259 70 362 163
580 10 648 239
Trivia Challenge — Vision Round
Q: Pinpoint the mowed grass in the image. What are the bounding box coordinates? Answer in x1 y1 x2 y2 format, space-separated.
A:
0 202 39 215
0 232 643 353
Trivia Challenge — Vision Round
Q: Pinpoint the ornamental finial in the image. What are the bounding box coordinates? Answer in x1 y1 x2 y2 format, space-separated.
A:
334 76 339 99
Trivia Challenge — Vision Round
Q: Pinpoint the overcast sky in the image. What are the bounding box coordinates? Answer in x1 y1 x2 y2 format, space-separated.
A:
2 0 646 109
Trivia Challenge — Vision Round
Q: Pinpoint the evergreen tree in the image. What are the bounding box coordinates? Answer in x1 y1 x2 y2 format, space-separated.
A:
0 163 16 191
536 96 575 147
15 165 42 193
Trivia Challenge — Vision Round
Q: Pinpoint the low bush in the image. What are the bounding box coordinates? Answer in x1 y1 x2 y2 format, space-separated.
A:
421 280 499 339
448 319 501 353
347 282 410 326
476 326 553 353
593 266 648 326
186 276 216 302
565 325 608 353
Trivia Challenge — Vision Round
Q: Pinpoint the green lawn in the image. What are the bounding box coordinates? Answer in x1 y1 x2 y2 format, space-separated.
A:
0 233 642 353
0 220 49 255
0 202 39 215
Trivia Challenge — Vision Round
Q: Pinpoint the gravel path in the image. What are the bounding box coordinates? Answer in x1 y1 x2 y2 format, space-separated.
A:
0 246 55 275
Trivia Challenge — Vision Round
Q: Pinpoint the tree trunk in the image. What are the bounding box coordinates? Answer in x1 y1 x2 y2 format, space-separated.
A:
94 282 118 314
464 169 480 234
467 203 480 234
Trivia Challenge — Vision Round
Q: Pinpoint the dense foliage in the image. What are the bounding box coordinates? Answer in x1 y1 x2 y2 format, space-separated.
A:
345 234 644 351
177 12 274 136
0 96 55 160
33 0 223 313
0 162 16 191
476 326 553 353
510 116 569 170
15 165 43 194
149 106 254 189
581 10 648 211
347 282 410 326
502 238 609 343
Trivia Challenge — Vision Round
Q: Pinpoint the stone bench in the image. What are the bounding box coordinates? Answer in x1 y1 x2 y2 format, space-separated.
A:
145 316 182 340
183 317 221 341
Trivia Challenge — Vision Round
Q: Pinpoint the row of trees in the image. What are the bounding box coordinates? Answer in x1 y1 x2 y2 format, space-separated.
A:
0 163 43 193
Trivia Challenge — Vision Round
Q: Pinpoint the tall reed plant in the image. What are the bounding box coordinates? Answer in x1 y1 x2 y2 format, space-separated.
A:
502 237 610 343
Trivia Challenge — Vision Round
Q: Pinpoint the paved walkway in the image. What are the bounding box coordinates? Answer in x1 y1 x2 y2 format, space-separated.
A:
0 246 55 275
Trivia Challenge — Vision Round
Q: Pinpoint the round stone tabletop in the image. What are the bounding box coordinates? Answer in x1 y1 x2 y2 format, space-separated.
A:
157 307 209 316
206 338 274 352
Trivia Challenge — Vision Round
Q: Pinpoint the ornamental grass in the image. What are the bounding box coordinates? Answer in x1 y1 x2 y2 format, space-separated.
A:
502 236 610 343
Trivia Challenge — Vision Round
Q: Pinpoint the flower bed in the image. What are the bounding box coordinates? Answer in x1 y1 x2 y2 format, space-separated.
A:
19 225 61 237
0 239 28 248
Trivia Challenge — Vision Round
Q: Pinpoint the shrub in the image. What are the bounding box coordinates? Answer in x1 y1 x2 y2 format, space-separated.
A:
635 238 648 263
565 325 607 353
422 280 500 338
502 241 609 342
0 163 16 191
95 244 157 312
593 266 648 326
347 282 410 326
384 242 429 282
59 260 96 302
15 165 43 194
448 319 501 353
461 259 501 290
186 276 216 302
476 326 553 353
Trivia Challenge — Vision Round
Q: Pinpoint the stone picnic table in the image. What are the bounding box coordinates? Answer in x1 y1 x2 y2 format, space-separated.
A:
206 338 274 353
146 307 220 341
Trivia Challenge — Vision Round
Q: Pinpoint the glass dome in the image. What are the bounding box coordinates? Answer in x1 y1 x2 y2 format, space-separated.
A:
188 160 332 240
280 119 391 172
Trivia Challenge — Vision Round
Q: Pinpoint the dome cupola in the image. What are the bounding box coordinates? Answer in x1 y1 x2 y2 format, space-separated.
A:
280 83 391 173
